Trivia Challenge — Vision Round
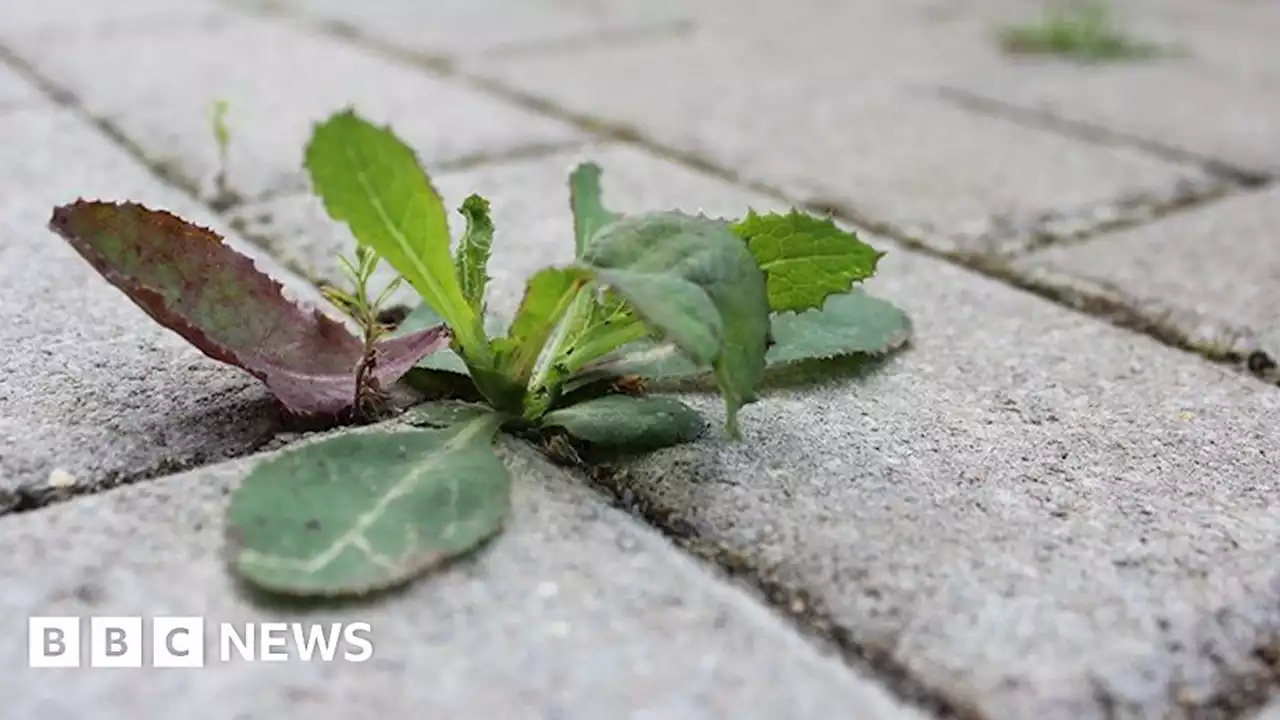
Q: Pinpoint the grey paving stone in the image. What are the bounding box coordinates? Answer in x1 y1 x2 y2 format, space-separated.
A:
228 142 789 319
606 246 1280 718
1254 698 1280 720
1013 184 1280 360
3 11 581 203
0 63 40 107
0 105 343 509
941 58 1280 177
243 0 688 58
231 138 1280 716
469 32 1206 242
0 434 924 720
0 0 223 38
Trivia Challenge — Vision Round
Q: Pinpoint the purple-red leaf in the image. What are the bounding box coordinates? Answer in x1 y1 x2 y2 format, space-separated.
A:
48 200 451 416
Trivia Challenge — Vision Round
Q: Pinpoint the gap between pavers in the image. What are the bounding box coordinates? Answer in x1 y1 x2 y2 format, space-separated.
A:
2 7 582 205
0 431 927 720
1011 183 1280 368
223 140 1280 717
0 105 354 512
461 29 1211 249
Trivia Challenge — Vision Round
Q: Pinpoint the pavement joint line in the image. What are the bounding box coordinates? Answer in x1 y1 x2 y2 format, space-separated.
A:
933 85 1274 187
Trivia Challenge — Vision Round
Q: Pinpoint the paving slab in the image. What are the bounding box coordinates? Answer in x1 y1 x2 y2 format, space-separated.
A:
2 10 581 204
1013 184 1280 361
468 31 1207 242
0 63 40 108
0 433 924 720
239 0 689 58
229 135 1280 716
0 105 345 510
228 142 789 318
1255 698 1280 720
0 0 223 39
941 57 1280 177
606 248 1280 718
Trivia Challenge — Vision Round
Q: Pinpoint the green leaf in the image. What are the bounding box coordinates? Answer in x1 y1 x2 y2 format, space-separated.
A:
455 194 494 312
542 395 705 450
494 268 585 382
304 110 482 355
397 302 508 377
580 212 770 437
767 289 912 364
227 415 509 596
730 210 884 313
576 289 911 382
402 400 496 428
569 162 619 257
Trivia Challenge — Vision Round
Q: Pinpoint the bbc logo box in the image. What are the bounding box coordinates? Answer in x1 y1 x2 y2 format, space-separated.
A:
29 616 205 668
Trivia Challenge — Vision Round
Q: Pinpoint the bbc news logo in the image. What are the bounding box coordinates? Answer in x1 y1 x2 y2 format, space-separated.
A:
29 617 374 667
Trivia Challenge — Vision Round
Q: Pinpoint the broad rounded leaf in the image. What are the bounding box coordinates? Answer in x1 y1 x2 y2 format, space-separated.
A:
767 289 912 365
48 201 450 416
542 395 704 450
730 210 884 313
227 418 508 596
580 212 770 437
402 400 495 428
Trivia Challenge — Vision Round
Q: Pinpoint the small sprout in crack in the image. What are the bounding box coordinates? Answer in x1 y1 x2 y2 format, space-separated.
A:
208 99 239 209
998 0 1164 61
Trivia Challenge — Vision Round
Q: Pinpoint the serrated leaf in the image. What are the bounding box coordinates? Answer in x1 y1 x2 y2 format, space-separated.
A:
580 212 770 437
455 194 494 312
494 268 585 382
304 110 482 355
542 395 704 450
730 210 884 313
767 289 912 364
48 201 450 416
402 399 495 428
227 416 508 596
569 162 619 257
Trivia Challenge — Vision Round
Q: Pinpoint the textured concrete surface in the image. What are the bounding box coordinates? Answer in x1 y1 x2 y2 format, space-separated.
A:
228 142 788 318
245 0 689 57
3 10 581 203
1255 698 1280 720
468 31 1206 241
1015 184 1280 359
0 105 329 509
0 433 924 720
606 241 1280 718
0 63 39 107
0 0 223 39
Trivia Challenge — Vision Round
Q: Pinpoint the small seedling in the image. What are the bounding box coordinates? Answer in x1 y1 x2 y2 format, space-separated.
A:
999 0 1161 61
208 99 237 208
48 109 913 601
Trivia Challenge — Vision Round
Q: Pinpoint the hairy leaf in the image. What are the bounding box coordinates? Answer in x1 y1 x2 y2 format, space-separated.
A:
304 110 482 354
455 194 494 312
542 395 704 450
580 212 770 437
578 290 911 380
227 416 509 596
48 201 450 416
402 400 496 428
730 210 883 313
569 162 619 257
767 289 912 364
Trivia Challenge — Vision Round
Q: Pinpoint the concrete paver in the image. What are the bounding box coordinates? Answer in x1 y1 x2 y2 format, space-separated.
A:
0 434 925 720
0 0 223 39
0 105 335 509
1014 184 1280 360
0 64 40 107
3 10 581 203
245 0 688 57
468 32 1206 242
942 60 1280 177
